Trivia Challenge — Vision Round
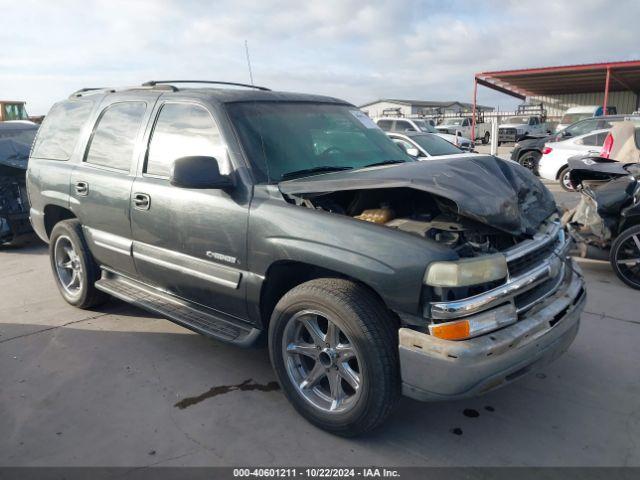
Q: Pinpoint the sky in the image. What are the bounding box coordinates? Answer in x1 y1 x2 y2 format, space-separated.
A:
2 0 638 115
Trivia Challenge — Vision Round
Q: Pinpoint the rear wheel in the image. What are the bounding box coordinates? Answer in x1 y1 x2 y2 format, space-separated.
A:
519 151 542 174
610 225 640 290
482 131 490 145
268 278 399 436
49 219 108 308
558 166 574 192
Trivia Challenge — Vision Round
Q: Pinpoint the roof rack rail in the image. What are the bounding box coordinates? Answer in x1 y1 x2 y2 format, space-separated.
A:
69 87 116 98
141 80 271 91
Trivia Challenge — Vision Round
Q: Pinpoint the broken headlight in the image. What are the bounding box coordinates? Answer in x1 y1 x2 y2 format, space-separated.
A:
424 254 508 287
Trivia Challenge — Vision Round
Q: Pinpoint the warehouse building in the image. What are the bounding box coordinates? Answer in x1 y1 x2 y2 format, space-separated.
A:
359 99 493 119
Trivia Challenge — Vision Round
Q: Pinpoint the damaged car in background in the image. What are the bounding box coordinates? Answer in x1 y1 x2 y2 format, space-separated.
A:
0 122 38 245
563 121 640 289
28 85 586 436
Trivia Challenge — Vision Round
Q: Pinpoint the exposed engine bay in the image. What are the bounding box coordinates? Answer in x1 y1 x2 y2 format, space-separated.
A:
292 187 520 257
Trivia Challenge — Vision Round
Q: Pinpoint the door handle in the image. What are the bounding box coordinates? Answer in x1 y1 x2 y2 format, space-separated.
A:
133 193 151 210
74 181 89 196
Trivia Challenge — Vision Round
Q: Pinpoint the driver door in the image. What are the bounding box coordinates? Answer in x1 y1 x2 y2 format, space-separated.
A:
130 101 249 319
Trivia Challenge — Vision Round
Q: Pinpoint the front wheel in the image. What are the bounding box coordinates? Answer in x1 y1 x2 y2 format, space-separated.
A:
482 132 490 145
558 166 575 192
268 278 399 436
610 225 640 290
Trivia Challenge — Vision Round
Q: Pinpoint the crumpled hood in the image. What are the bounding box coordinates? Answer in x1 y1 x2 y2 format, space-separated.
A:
499 123 528 129
279 155 557 237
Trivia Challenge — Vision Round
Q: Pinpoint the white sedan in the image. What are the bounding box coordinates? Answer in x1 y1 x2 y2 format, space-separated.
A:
538 129 610 191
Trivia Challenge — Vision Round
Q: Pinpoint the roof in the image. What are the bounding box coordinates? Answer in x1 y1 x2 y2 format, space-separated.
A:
69 83 349 106
359 98 493 110
477 60 640 98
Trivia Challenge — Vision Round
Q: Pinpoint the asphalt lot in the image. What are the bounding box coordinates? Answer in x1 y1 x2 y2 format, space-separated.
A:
1 183 639 467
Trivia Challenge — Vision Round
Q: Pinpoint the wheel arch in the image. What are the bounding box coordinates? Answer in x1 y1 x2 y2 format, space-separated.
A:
555 164 569 180
258 260 393 329
43 205 77 240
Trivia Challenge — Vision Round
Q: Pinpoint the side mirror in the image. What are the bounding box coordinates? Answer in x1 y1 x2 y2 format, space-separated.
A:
456 130 462 137
170 156 233 189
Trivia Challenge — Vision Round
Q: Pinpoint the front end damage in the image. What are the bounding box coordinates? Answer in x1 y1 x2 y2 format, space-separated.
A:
0 140 31 245
279 156 586 400
562 157 640 252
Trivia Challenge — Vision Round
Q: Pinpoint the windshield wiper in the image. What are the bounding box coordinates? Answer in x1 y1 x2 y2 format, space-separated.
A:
280 165 353 181
361 160 406 168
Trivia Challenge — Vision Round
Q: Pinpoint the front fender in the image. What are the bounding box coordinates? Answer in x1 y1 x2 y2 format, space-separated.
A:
248 191 457 316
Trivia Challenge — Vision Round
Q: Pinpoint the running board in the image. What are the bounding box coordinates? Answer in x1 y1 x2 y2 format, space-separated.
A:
95 270 261 347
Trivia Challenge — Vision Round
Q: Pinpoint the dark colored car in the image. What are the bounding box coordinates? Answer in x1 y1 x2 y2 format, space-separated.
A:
511 115 636 173
26 81 585 436
0 121 38 245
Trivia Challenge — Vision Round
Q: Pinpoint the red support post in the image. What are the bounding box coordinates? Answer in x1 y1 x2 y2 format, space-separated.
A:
603 67 611 113
471 77 478 141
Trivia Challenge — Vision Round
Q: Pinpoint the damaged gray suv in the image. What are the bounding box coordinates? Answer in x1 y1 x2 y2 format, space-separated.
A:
26 81 586 436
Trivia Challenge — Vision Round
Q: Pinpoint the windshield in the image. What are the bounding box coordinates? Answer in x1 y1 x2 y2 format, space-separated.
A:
411 134 463 156
413 120 437 133
2 103 29 121
505 116 528 124
443 118 464 126
560 113 593 125
227 102 411 183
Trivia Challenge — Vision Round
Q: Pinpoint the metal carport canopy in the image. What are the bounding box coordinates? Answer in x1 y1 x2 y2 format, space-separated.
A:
470 59 640 139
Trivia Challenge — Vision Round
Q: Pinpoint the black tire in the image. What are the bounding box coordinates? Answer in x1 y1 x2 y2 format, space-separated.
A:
482 132 490 145
49 219 108 308
610 225 640 290
519 151 542 174
268 278 399 436
558 166 574 192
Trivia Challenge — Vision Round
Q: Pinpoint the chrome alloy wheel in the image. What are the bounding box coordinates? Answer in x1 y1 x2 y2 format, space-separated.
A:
561 170 574 191
53 235 83 297
282 310 362 413
614 232 640 288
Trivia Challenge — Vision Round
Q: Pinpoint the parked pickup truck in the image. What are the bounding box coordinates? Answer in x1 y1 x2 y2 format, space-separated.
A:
498 116 550 144
27 81 586 436
436 116 491 144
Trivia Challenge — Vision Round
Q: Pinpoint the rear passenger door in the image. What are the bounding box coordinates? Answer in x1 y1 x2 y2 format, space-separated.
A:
70 96 157 276
130 101 249 319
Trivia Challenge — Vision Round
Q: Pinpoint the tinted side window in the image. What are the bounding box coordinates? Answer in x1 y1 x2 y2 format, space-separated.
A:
376 120 393 131
31 100 94 160
578 133 601 146
85 102 146 171
394 120 415 132
146 103 227 178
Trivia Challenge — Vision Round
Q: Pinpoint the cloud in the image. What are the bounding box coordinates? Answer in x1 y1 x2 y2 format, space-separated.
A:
0 0 637 114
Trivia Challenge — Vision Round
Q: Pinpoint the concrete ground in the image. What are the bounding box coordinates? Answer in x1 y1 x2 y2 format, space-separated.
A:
1 186 639 467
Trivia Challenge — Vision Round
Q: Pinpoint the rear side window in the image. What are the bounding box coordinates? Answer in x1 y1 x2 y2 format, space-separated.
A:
85 102 147 171
146 103 227 178
394 120 415 132
578 132 607 146
31 100 94 160
376 120 393 131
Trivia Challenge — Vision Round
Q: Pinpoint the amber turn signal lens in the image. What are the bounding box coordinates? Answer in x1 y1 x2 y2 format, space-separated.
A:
429 319 470 340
